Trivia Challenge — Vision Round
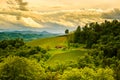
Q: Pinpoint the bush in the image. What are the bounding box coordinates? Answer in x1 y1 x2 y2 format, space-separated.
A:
60 67 115 80
0 56 45 80
60 68 95 80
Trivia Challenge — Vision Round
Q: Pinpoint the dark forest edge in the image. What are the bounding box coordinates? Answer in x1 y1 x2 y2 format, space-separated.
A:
0 20 120 80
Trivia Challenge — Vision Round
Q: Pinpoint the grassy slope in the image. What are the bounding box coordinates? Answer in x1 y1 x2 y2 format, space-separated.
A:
47 48 88 66
27 36 67 49
27 36 88 65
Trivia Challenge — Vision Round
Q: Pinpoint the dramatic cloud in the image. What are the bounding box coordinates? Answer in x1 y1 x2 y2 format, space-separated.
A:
16 0 28 11
102 8 120 19
0 0 120 32
1 8 120 31
26 0 120 11
20 17 43 28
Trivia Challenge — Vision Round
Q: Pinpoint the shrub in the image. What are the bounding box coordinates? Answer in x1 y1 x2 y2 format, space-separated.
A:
0 56 45 80
60 67 115 80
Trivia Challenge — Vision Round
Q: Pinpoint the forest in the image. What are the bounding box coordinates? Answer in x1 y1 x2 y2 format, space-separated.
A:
0 20 120 80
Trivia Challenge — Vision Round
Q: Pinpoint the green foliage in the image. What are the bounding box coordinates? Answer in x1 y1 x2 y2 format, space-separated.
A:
65 29 69 35
74 26 82 43
115 62 120 80
61 20 120 79
0 38 49 63
0 56 45 80
16 46 49 62
60 67 114 80
0 38 24 49
69 20 120 58
77 54 95 68
45 71 60 80
95 67 115 80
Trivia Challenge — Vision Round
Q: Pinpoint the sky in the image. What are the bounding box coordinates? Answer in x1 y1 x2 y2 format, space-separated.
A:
25 0 120 11
0 0 120 33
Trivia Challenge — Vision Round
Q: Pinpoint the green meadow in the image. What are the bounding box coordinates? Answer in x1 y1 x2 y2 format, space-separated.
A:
27 36 67 48
27 36 88 66
47 49 88 65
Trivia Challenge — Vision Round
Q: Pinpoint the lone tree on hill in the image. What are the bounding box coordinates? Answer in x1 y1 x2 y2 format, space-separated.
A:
65 29 70 48
65 29 69 35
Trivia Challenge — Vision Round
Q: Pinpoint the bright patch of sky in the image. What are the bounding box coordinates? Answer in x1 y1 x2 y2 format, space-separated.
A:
25 0 120 11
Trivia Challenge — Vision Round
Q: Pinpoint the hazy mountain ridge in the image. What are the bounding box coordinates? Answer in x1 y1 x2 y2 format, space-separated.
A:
0 31 60 41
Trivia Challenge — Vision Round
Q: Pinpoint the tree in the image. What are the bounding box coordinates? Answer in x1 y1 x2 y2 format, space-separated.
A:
0 39 25 49
61 67 114 80
65 29 69 35
74 26 81 43
0 56 45 80
65 29 70 48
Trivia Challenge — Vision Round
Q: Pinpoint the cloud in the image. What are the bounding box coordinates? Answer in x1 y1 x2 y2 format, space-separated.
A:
102 8 120 19
26 0 120 11
20 17 43 28
0 8 120 31
0 9 42 28
34 9 104 27
0 9 104 29
16 0 28 11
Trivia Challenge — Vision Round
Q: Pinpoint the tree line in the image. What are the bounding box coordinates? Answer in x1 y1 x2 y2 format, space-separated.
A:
68 20 120 58
67 20 120 79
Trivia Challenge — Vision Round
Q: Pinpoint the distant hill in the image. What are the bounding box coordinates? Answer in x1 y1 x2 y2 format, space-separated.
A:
0 31 60 41
9 31 53 34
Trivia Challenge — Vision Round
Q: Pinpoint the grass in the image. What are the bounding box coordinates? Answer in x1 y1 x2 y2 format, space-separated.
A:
27 36 67 49
27 36 89 66
47 48 88 66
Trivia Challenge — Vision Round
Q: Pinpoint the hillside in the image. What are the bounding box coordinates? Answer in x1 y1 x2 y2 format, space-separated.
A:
27 36 88 65
27 36 67 48
47 48 88 66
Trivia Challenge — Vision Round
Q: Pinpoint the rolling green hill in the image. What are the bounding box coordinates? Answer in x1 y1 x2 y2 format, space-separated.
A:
27 36 67 48
47 49 88 66
27 36 88 65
